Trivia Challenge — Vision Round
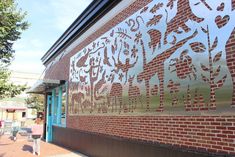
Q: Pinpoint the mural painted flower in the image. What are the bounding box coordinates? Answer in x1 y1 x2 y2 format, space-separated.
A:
131 45 138 58
134 31 142 44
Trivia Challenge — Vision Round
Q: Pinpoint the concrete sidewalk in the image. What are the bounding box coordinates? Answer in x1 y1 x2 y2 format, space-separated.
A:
0 134 87 157
48 152 87 157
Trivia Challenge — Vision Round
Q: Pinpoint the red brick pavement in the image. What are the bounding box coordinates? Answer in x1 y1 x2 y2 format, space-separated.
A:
0 134 75 157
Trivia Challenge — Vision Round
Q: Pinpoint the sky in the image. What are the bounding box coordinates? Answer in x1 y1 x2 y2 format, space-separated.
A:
10 0 93 75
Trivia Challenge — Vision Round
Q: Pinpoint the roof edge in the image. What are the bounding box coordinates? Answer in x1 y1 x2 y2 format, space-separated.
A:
41 0 122 65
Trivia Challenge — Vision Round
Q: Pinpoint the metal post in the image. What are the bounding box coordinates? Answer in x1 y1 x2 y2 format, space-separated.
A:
51 89 55 124
57 86 62 125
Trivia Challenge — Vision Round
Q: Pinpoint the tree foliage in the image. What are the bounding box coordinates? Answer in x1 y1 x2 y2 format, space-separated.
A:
0 68 27 99
25 94 44 112
0 0 29 63
0 0 29 99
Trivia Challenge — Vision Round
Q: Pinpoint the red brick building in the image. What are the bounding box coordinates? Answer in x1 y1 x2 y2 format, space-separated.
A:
30 0 235 156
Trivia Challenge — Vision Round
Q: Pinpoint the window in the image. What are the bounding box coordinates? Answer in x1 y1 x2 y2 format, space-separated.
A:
22 112 26 118
52 83 67 127
61 87 66 126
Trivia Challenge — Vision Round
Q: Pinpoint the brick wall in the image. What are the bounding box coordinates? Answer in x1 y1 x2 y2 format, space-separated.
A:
44 0 235 156
67 116 235 155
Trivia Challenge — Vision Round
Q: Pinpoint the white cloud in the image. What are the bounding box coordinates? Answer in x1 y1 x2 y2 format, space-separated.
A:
9 60 44 74
30 39 44 48
14 38 44 50
14 50 43 58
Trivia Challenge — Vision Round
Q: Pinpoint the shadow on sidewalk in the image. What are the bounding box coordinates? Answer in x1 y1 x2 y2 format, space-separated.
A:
22 144 33 153
0 143 11 146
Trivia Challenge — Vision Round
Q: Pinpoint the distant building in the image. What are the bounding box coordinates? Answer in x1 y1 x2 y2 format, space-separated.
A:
0 71 40 121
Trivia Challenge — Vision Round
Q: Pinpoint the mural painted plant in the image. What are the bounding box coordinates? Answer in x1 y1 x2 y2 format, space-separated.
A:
190 25 227 110
167 79 180 106
183 86 208 111
168 50 197 80
137 30 198 112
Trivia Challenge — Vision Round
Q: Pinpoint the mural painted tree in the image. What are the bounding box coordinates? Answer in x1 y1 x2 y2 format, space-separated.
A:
190 25 227 110
225 27 235 107
84 57 101 113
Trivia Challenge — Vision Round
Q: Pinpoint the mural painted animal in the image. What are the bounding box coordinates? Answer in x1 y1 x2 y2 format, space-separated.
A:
109 83 123 113
128 75 142 112
94 71 106 101
147 29 162 53
112 41 138 83
81 99 91 113
76 52 89 67
71 92 84 114
103 47 112 66
164 0 204 44
137 30 198 111
125 16 144 32
79 69 87 83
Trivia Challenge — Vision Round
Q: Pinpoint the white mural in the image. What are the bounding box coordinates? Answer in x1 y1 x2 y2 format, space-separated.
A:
69 0 235 115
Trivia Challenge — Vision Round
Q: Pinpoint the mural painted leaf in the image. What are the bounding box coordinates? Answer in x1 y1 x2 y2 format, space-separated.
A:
217 3 224 11
167 0 176 9
150 3 163 14
213 65 221 77
123 49 129 55
124 41 129 49
190 42 206 53
140 6 148 14
194 2 200 6
116 28 132 39
201 27 208 33
201 63 209 71
216 74 227 89
146 15 162 27
111 45 115 54
110 30 114 37
201 74 209 84
210 37 218 52
213 51 222 63
200 0 212 10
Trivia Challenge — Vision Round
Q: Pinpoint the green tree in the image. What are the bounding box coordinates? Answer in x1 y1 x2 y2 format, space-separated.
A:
0 68 27 99
0 0 29 99
0 0 28 63
25 94 44 112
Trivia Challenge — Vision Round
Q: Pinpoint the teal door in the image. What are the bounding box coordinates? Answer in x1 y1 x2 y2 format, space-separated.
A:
46 95 52 142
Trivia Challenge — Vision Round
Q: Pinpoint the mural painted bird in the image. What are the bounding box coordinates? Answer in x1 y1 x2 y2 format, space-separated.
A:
76 52 89 67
